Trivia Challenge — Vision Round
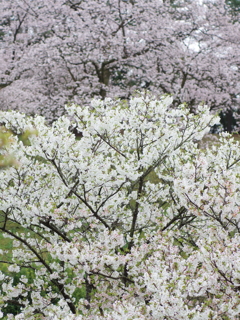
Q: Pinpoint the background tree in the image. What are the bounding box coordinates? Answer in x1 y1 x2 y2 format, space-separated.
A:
0 0 239 126
0 95 240 319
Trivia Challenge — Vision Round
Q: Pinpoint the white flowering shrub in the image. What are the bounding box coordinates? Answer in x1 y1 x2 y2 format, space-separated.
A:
0 94 239 319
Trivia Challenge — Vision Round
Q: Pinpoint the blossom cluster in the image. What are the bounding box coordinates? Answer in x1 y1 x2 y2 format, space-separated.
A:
0 94 239 319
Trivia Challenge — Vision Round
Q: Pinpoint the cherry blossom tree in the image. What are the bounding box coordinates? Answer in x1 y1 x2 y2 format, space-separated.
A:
0 94 240 319
0 0 239 124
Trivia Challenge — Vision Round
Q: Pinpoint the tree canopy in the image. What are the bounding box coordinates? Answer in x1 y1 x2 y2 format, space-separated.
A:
0 95 240 318
0 0 239 125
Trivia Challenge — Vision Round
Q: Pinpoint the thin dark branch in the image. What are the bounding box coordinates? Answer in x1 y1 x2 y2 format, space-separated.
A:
95 131 128 159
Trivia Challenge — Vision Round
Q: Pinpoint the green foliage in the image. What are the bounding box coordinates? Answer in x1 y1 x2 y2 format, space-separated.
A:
0 126 38 169
226 0 240 16
1 269 35 316
0 128 16 169
226 0 240 9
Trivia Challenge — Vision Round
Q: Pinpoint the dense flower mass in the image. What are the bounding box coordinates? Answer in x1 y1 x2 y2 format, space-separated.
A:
0 94 240 319
0 0 239 123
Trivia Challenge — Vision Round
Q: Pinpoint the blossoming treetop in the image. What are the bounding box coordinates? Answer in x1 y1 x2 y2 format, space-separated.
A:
0 94 239 319
0 0 239 123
